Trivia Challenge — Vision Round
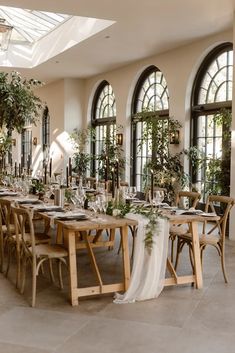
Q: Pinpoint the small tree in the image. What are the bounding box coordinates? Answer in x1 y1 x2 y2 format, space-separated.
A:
0 71 43 132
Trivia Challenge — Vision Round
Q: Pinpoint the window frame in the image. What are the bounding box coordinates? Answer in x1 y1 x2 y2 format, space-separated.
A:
191 42 232 201
131 65 169 189
91 80 116 177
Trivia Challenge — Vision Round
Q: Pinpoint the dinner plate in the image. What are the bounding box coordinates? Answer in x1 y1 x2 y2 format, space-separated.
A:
35 206 64 212
55 214 88 221
200 212 217 217
17 199 42 204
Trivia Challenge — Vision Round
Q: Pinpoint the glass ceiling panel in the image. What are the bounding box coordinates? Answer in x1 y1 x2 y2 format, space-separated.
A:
0 6 70 44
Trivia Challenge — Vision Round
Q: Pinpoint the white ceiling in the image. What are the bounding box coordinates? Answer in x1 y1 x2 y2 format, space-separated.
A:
0 0 234 83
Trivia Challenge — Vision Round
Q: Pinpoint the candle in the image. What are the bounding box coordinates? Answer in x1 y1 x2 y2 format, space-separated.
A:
18 163 21 177
151 170 154 200
66 164 69 188
116 160 119 189
104 156 108 182
14 161 17 177
44 164 47 185
27 155 30 175
49 158 52 178
112 168 115 198
68 157 72 177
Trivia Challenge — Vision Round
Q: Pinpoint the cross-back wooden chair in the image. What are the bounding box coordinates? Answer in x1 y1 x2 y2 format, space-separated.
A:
174 195 235 283
169 191 201 262
5 202 51 287
0 198 15 273
11 205 68 307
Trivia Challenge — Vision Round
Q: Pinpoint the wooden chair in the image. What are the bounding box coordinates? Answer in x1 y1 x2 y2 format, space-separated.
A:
174 195 235 283
169 191 201 262
146 187 167 202
0 198 15 273
6 202 51 288
11 206 68 307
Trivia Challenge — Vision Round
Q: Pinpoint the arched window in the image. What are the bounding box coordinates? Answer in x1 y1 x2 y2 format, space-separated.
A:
91 80 116 177
42 106 50 165
131 66 169 191
21 117 32 173
191 43 233 201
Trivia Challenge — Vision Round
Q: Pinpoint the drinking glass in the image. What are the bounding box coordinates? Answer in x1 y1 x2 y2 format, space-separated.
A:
128 186 137 199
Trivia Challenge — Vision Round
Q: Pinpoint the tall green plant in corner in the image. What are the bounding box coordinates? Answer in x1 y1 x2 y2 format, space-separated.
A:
135 110 187 202
0 71 43 132
69 126 95 180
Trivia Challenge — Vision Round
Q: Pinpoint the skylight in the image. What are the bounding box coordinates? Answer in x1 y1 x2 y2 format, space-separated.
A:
0 6 70 45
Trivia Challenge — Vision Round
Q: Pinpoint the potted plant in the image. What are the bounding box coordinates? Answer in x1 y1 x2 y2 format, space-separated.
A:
0 71 43 133
69 126 95 182
135 110 187 203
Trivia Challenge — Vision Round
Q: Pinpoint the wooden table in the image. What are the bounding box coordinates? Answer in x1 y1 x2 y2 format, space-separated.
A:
16 201 220 305
165 213 220 289
41 213 137 306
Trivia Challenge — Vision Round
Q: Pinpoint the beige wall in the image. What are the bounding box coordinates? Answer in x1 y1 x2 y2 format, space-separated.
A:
33 28 235 238
83 29 232 181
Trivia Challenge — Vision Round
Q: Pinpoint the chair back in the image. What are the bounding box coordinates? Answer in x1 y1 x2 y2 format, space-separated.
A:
11 206 35 256
204 195 235 241
0 198 13 236
175 191 201 209
146 187 167 202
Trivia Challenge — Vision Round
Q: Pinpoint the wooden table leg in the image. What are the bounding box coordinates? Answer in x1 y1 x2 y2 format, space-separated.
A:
66 229 79 306
190 221 203 289
120 225 131 290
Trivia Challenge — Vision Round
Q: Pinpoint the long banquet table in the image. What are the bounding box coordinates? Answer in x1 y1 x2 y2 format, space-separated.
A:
38 209 220 305
2 194 220 306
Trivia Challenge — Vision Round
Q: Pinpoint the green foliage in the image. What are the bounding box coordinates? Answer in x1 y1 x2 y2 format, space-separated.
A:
69 126 95 179
0 71 43 132
97 127 125 180
135 111 187 202
31 179 45 193
0 131 12 157
132 205 163 252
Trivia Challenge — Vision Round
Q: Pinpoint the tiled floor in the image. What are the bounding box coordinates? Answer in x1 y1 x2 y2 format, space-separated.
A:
0 234 235 353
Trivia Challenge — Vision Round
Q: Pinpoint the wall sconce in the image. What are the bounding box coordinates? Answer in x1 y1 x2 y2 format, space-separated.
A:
11 138 16 146
32 137 37 146
116 133 123 145
169 130 180 144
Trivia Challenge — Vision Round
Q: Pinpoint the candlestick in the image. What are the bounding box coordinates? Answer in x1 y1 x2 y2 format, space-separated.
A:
112 168 115 198
151 170 154 200
68 157 72 177
116 160 119 189
27 155 30 176
49 158 52 178
66 165 69 188
44 164 47 185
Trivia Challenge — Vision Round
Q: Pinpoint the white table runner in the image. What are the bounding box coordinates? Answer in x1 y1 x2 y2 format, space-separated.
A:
114 213 169 304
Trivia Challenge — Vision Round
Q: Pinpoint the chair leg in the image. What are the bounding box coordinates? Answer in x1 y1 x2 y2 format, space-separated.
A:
221 250 228 283
49 259 55 284
20 256 27 294
0 232 4 273
58 259 64 289
5 242 13 278
170 236 175 263
31 259 37 307
174 238 182 270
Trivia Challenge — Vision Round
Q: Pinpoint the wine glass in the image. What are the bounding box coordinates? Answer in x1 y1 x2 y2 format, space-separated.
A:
158 190 165 203
128 186 137 199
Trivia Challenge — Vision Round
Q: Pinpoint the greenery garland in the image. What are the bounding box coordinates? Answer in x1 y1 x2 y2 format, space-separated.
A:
107 200 165 252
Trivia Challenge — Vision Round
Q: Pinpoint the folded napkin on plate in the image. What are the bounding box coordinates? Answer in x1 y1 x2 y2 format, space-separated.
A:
0 192 18 196
16 199 43 204
47 211 88 227
32 205 64 212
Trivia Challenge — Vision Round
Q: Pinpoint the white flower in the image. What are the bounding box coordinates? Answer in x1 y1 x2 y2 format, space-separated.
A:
113 208 121 217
